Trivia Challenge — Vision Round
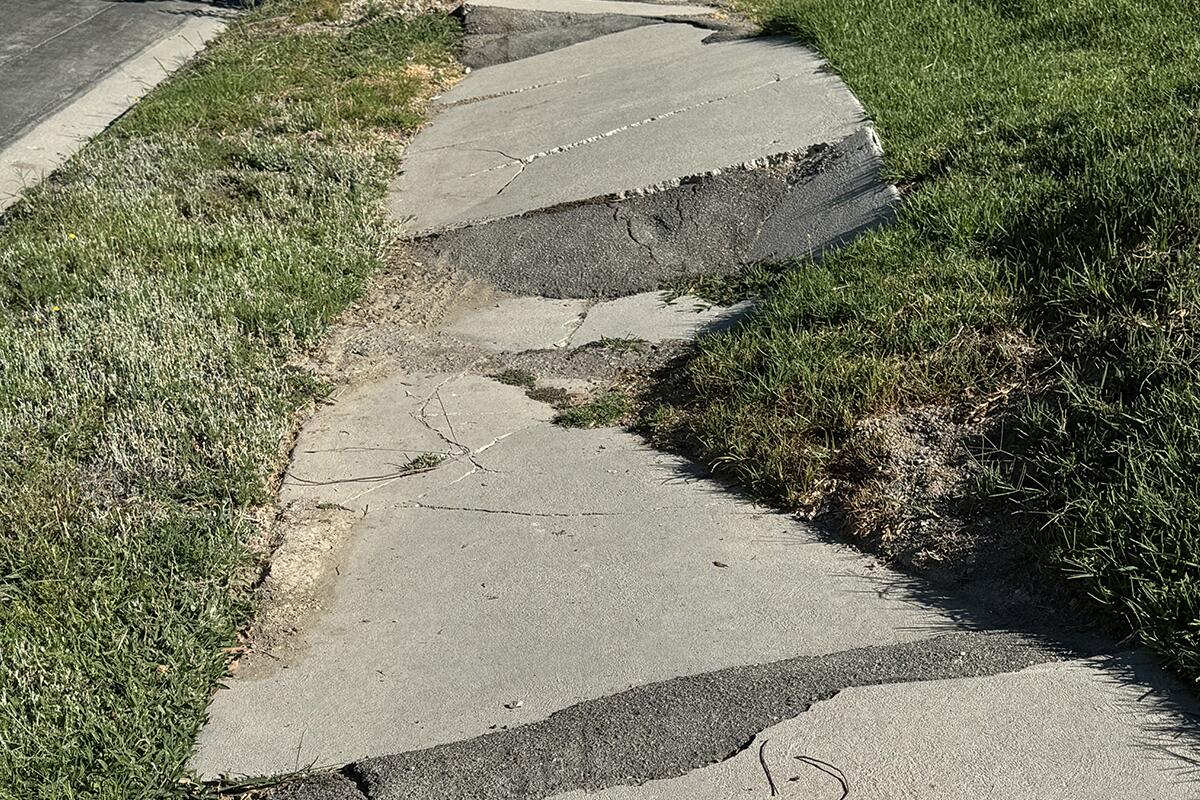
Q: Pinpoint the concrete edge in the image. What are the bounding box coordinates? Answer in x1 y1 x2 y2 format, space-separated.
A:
0 12 227 215
405 129 889 239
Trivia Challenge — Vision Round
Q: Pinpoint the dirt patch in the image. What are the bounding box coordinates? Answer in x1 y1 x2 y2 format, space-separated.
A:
239 500 363 674
816 407 1016 580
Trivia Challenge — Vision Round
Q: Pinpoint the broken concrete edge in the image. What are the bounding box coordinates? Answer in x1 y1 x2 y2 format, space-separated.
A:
250 631 1070 799
405 130 887 239
453 2 756 72
0 13 227 216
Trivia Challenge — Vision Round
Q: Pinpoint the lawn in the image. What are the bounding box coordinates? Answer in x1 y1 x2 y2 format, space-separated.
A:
0 2 459 796
659 0 1200 677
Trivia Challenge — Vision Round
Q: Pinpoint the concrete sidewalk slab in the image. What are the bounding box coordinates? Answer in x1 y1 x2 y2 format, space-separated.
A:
193 373 957 777
442 297 591 351
571 293 750 345
393 26 866 232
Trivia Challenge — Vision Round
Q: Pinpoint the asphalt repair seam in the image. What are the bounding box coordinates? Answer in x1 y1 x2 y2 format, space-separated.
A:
413 130 895 298
270 632 1066 800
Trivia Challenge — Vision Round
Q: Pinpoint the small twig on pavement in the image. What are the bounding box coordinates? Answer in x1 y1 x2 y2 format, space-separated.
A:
284 464 442 486
796 755 850 799
758 739 778 796
435 389 463 453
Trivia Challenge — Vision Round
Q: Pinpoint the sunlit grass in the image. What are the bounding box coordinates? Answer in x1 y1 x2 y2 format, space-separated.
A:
0 2 459 796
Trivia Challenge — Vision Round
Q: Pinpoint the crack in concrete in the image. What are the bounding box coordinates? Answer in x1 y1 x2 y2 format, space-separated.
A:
460 71 799 183
436 76 586 109
268 631 1069 800
405 501 622 518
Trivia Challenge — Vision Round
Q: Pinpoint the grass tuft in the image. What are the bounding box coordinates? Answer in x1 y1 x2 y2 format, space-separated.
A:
554 391 634 429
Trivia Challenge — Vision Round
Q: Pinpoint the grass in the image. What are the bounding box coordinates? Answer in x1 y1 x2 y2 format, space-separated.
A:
555 391 634 429
658 0 1200 678
0 1 460 796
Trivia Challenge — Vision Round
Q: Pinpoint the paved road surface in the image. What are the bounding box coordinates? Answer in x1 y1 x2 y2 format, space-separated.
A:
0 0 224 210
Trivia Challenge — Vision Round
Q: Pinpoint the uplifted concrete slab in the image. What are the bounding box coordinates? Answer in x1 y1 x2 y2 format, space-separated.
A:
553 659 1200 800
392 25 868 233
194 372 958 778
415 132 893 297
572 293 750 345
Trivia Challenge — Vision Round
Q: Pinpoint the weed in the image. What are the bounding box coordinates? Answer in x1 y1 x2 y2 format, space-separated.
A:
554 391 634 429
402 452 446 472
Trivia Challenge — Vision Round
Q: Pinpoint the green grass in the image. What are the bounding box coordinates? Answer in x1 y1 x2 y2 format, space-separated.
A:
555 391 634 429
0 2 459 796
660 0 1200 677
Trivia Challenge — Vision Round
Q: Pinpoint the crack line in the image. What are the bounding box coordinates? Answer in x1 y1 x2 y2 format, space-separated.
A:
459 71 802 180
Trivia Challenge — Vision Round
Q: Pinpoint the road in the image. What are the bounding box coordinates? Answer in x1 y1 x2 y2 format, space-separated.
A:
0 0 225 210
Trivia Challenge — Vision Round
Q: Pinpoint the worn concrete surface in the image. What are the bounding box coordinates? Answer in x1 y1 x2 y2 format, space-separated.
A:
194 2 1200 797
392 25 871 234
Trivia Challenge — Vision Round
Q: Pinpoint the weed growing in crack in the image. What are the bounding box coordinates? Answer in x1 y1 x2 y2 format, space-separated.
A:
554 391 633 429
596 336 647 354
402 452 446 472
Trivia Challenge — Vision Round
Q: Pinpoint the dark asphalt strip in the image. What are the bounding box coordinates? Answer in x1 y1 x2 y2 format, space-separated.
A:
268 631 1067 800
412 130 894 299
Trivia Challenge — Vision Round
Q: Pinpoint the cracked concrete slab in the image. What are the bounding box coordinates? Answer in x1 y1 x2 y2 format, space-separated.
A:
392 25 870 233
441 296 590 351
268 632 1068 800
279 373 552 511
193 373 961 778
571 293 749 345
552 658 1200 800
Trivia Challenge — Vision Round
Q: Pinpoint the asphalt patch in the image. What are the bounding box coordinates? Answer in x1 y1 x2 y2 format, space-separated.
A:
267 631 1064 799
411 130 895 299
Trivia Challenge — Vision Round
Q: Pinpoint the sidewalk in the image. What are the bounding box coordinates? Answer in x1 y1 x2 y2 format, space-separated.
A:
193 2 1200 797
